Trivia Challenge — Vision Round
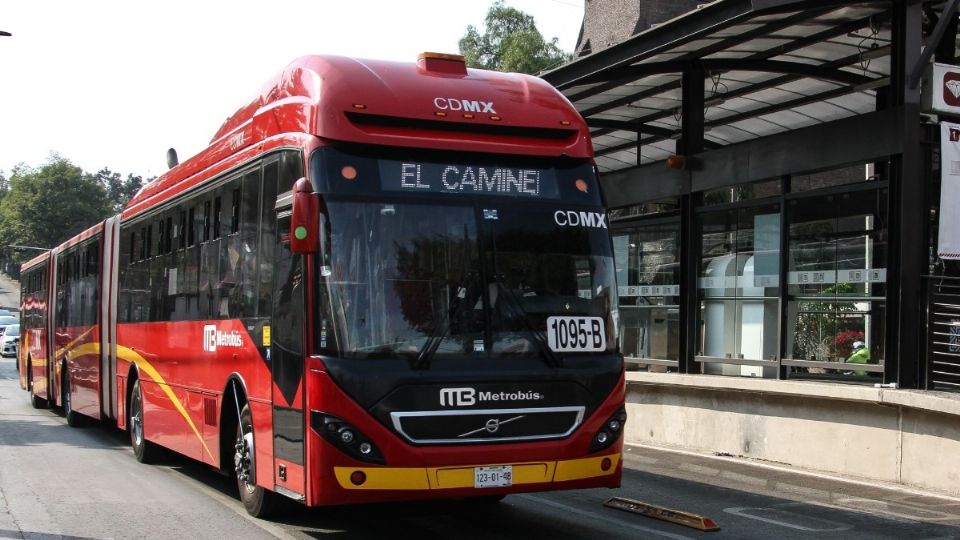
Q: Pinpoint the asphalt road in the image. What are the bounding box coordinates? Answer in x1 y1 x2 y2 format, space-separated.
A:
0 354 958 539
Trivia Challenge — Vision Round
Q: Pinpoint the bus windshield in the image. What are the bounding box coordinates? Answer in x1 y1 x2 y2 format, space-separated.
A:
319 199 617 362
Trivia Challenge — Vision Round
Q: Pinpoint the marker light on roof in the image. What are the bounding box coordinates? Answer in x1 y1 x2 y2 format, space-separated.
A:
352 103 367 109
435 111 447 117
489 115 501 121
463 113 474 119
561 120 572 126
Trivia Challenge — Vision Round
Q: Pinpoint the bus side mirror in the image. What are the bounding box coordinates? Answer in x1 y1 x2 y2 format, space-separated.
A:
291 178 319 254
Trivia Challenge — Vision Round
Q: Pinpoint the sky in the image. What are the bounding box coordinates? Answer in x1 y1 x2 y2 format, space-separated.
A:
0 0 584 179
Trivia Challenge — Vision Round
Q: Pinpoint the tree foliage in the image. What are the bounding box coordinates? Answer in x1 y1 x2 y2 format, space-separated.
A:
0 155 148 269
89 167 146 213
459 1 570 74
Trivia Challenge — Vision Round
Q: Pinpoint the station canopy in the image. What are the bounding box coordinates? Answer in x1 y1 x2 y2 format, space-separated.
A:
543 0 901 174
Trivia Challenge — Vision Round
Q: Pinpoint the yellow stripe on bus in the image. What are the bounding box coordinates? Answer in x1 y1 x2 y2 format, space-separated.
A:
116 345 215 461
333 454 620 490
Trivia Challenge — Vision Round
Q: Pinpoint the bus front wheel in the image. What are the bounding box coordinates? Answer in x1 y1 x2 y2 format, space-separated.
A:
235 404 280 518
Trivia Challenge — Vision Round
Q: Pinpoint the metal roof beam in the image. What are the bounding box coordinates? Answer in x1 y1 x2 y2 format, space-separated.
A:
547 0 880 90
572 13 886 118
589 46 887 142
564 7 832 101
544 0 761 90
580 59 875 88
587 119 723 150
593 82 870 159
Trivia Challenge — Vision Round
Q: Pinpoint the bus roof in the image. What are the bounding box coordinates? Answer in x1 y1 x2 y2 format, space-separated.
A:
124 54 592 217
212 54 592 158
21 250 50 273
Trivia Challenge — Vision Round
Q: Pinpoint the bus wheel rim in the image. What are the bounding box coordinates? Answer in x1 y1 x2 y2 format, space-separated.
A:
131 393 143 445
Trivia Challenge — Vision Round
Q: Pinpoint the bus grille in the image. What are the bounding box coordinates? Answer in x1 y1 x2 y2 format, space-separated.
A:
389 406 585 445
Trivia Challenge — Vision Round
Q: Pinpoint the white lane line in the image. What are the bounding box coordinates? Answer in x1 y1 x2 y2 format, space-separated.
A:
834 497 959 521
720 470 767 487
774 482 830 499
724 507 851 532
678 463 720 476
517 494 697 540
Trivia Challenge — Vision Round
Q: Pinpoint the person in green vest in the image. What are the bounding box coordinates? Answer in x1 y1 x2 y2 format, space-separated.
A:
846 340 870 376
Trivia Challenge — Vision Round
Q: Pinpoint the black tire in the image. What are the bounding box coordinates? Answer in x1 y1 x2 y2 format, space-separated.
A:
235 404 280 518
62 366 84 427
28 357 47 409
129 379 159 463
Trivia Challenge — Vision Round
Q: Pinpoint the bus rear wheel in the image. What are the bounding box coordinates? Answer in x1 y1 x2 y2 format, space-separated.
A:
235 404 280 518
28 357 47 409
129 379 159 463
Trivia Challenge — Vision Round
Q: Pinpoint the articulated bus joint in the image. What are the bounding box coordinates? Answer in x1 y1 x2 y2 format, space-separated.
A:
310 410 385 465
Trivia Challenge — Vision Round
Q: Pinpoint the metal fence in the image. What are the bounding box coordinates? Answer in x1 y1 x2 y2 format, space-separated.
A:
924 275 960 392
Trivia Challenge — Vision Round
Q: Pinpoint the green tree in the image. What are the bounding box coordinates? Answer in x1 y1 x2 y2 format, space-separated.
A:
89 167 146 213
0 155 112 265
459 1 570 74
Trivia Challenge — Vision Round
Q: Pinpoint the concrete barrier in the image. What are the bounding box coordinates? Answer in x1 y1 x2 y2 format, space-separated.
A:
625 372 960 496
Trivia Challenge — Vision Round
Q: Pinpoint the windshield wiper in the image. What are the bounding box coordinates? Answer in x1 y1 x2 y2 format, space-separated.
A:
413 225 474 370
491 273 562 369
412 272 474 370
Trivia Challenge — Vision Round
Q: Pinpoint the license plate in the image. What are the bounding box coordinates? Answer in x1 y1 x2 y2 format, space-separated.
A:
546 316 606 352
474 465 512 488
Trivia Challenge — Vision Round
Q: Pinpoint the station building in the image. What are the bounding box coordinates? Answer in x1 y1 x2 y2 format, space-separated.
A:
543 0 960 496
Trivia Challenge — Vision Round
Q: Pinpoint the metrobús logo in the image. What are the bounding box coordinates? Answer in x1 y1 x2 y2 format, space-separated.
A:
439 387 544 407
203 325 243 352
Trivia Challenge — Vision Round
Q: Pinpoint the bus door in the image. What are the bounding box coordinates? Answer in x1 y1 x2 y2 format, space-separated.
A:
269 208 307 500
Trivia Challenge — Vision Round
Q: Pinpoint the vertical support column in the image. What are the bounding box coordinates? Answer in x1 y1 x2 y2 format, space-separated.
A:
887 0 923 388
777 176 791 380
678 64 704 374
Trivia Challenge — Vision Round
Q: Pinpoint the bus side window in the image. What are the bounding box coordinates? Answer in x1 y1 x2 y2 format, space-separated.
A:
213 195 222 240
203 200 211 242
279 151 303 195
233 169 261 317
259 160 280 318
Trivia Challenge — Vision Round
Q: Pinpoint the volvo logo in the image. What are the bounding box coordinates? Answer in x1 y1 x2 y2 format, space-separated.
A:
458 415 525 438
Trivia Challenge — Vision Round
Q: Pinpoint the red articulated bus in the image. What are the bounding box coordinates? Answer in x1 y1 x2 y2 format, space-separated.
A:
20 53 625 517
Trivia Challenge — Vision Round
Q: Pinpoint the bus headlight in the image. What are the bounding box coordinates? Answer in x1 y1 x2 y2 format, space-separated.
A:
589 407 627 453
310 411 385 464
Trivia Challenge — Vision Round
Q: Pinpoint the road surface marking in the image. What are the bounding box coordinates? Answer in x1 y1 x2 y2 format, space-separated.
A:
518 494 697 540
724 506 851 531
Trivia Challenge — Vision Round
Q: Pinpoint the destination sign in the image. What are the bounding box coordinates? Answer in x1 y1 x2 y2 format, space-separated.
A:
380 161 559 199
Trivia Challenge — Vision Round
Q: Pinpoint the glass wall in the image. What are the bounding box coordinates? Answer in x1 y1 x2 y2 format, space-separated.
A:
783 188 888 378
697 204 780 377
612 222 680 370
607 163 889 383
